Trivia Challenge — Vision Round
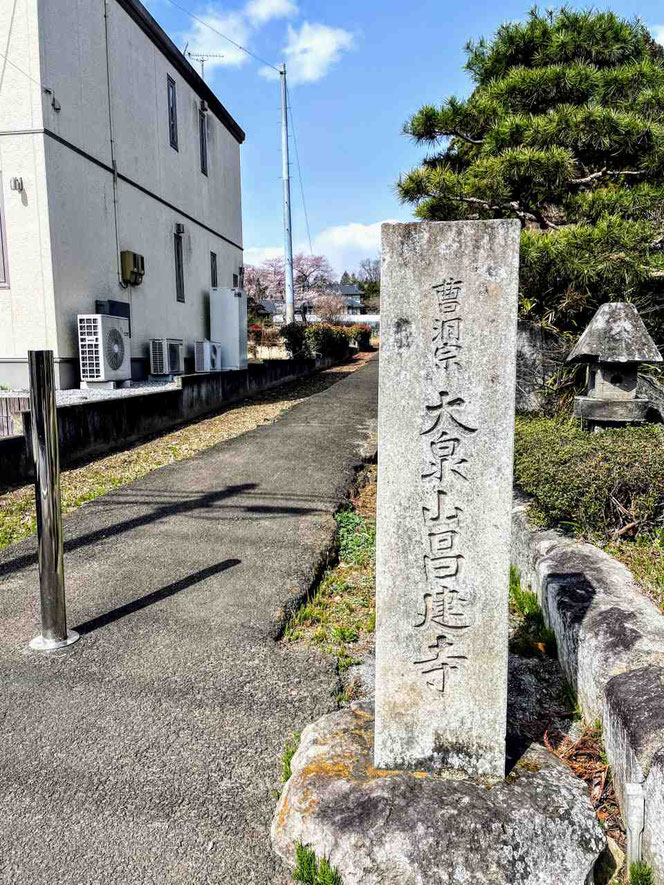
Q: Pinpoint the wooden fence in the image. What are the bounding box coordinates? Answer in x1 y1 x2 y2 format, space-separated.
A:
0 397 29 438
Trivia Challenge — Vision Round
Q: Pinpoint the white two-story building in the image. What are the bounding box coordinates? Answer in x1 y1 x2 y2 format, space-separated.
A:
0 0 245 388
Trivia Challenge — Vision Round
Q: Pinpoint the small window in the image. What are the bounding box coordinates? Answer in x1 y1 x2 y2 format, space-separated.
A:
174 232 185 302
232 273 239 288
0 176 8 287
199 109 208 176
167 76 178 150
210 251 218 288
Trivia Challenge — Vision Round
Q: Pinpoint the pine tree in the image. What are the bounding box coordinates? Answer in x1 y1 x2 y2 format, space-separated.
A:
398 8 664 336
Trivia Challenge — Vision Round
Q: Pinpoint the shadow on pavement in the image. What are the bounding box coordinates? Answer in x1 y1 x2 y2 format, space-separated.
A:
0 483 257 579
74 558 241 635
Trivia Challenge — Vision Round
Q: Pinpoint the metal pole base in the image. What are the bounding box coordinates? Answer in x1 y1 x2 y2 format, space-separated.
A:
29 630 80 652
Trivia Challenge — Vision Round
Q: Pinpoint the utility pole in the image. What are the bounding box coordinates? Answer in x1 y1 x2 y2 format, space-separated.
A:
280 64 295 324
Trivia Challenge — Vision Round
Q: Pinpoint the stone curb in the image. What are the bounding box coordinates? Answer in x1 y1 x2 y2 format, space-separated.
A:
511 492 664 882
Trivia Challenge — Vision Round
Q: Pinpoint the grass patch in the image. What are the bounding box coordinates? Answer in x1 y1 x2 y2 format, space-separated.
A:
630 862 654 884
285 467 376 675
281 733 301 783
294 844 343 885
0 355 374 552
509 567 557 658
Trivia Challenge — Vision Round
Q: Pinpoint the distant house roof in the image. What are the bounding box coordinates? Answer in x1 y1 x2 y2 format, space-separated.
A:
258 300 278 314
330 283 362 297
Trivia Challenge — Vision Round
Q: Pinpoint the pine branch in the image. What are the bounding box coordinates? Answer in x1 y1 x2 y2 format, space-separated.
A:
457 196 559 229
571 167 646 185
451 129 484 145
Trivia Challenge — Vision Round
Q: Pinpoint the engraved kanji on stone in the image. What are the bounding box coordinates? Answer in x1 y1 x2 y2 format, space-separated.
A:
424 553 463 581
414 633 467 694
422 490 463 527
421 391 478 437
422 430 470 482
414 586 475 632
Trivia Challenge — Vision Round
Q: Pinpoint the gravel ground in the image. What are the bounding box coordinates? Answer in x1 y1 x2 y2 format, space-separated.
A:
1 378 176 405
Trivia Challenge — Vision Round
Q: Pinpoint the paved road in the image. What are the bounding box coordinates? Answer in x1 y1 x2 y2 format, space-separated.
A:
0 357 378 885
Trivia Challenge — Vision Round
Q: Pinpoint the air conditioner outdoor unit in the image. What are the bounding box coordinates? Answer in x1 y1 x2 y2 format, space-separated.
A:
210 287 248 371
194 340 222 373
150 338 184 375
78 314 131 383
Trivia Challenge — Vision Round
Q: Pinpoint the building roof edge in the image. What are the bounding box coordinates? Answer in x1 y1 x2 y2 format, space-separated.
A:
115 0 246 144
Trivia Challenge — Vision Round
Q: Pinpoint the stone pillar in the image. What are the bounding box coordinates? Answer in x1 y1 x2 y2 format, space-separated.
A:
375 220 520 777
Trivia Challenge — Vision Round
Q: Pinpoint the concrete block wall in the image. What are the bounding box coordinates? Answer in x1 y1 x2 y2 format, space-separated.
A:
0 357 329 491
511 494 664 881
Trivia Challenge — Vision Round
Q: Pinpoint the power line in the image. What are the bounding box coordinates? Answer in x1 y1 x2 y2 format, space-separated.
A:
0 48 47 91
287 85 313 256
161 0 281 73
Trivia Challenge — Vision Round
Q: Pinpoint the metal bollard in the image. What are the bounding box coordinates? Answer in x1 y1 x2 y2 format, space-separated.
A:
28 351 79 651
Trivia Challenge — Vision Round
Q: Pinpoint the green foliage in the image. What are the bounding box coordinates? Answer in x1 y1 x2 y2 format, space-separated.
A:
281 733 301 783
294 844 343 885
509 566 557 657
630 862 655 885
398 7 664 335
346 324 372 350
279 322 311 359
336 507 376 566
514 415 664 536
560 679 583 720
304 324 351 362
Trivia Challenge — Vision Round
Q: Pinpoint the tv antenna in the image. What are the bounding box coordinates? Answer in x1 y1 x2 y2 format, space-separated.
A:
185 51 225 81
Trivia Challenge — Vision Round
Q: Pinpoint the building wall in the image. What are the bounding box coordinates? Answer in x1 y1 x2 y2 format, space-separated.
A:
0 0 244 388
0 0 60 386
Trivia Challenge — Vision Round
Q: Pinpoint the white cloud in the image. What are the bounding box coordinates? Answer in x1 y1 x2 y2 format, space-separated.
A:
244 245 284 266
182 0 298 74
245 0 297 26
653 25 664 45
182 9 251 70
261 21 355 85
245 220 396 276
312 220 391 274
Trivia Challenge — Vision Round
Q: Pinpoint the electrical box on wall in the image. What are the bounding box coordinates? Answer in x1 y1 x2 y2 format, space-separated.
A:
120 251 145 286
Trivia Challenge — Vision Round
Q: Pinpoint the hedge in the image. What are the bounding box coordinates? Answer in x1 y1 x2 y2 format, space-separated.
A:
279 322 353 362
514 416 664 538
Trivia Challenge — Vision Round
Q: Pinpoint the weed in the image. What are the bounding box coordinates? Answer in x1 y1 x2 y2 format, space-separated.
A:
560 680 582 721
285 469 376 683
630 862 654 885
509 568 557 658
281 733 301 783
294 843 343 885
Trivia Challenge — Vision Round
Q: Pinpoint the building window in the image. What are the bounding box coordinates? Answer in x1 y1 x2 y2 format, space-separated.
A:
232 273 239 288
199 110 208 175
0 176 8 288
210 251 218 288
174 232 185 302
167 76 178 150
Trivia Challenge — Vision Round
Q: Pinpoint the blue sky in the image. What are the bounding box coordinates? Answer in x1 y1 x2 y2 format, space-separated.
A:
147 0 664 276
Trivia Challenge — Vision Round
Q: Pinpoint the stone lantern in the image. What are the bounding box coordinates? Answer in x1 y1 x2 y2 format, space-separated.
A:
567 302 662 431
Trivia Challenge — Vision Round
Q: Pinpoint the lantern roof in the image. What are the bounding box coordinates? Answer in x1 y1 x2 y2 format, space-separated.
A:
567 302 662 365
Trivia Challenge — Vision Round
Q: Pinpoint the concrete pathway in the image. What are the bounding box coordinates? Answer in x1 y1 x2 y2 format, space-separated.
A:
0 357 378 885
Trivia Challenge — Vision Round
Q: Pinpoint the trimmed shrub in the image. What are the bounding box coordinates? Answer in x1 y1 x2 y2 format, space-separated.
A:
514 416 664 537
279 322 311 359
304 324 351 362
347 324 372 350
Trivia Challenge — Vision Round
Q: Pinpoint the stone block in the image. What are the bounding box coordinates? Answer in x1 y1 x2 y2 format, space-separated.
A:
375 220 520 775
272 702 606 885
